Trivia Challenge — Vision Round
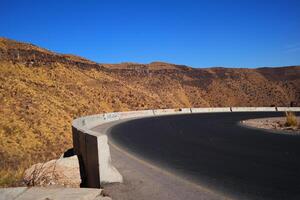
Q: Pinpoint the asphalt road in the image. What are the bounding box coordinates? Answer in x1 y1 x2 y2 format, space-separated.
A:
108 112 300 200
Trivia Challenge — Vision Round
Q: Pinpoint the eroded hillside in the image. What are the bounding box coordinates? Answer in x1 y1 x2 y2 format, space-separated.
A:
0 37 299 186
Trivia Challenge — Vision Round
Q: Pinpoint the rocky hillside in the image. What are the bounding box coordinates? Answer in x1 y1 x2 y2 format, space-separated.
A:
0 37 299 186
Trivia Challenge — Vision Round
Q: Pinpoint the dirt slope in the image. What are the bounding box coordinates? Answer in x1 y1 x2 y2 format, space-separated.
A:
0 37 299 186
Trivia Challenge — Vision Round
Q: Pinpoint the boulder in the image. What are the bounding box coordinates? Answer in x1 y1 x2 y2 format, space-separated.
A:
23 155 81 187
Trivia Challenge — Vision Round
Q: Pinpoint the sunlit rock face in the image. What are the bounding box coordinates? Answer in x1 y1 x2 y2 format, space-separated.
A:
23 155 81 187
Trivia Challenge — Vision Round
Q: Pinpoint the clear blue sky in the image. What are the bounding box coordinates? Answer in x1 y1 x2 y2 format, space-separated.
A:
1 0 300 68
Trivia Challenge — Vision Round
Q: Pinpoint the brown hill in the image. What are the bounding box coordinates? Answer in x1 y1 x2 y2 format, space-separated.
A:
0 37 299 186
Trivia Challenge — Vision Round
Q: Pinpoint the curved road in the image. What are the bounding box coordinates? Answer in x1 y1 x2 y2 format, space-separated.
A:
98 112 300 200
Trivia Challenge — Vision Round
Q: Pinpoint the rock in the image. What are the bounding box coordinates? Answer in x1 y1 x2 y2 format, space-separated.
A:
23 155 81 187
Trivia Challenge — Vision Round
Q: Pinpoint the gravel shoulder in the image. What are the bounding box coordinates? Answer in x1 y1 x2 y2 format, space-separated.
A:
241 117 300 134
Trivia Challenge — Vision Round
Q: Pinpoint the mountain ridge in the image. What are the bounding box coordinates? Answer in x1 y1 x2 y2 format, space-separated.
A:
2 37 299 70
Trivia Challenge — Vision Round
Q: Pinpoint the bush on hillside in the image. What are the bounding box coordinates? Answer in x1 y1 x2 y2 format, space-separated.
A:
285 112 298 127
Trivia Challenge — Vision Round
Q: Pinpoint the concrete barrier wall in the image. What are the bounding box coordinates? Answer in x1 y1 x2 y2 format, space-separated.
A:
82 114 105 129
119 110 154 119
71 127 101 188
103 112 120 121
153 108 191 115
277 107 300 112
231 107 277 112
72 116 123 188
191 107 231 113
72 106 300 188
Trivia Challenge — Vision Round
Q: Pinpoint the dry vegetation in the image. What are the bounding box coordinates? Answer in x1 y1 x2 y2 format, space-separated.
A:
0 37 300 186
285 112 298 127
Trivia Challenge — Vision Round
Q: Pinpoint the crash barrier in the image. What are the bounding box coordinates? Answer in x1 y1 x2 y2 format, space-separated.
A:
230 107 277 112
72 107 300 188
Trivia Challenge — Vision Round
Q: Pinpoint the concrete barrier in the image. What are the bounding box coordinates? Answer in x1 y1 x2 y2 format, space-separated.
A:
276 107 300 112
191 107 231 113
72 106 299 188
103 112 120 121
119 110 154 119
79 114 105 129
72 109 156 188
72 117 123 188
153 108 191 116
231 107 276 112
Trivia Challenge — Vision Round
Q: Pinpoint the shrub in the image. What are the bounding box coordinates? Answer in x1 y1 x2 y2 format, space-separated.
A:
285 112 298 127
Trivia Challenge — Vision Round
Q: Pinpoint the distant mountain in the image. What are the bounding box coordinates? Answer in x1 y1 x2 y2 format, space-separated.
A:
0 37 299 186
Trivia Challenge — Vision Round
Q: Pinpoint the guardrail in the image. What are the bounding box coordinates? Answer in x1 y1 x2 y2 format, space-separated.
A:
72 107 300 188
